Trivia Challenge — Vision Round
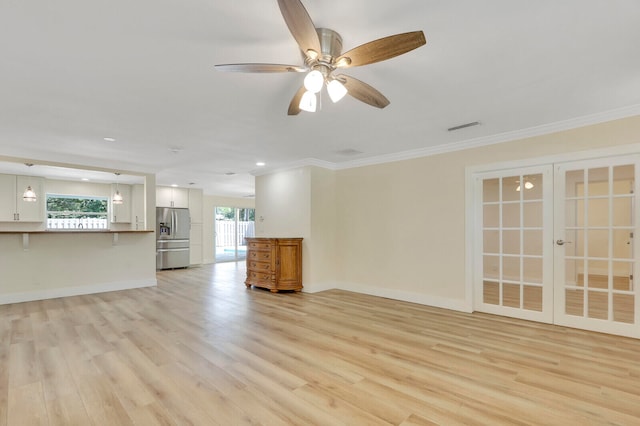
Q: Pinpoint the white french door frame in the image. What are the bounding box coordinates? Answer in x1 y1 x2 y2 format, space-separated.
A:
465 143 640 338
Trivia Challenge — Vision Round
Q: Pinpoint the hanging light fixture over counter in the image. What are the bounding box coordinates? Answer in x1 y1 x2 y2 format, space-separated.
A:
22 163 37 202
113 172 124 205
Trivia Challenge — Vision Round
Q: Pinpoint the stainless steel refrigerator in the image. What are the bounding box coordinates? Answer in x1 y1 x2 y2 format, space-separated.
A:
156 207 190 270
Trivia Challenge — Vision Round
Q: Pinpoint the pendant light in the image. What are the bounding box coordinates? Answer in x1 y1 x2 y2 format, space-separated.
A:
22 163 37 202
113 173 123 205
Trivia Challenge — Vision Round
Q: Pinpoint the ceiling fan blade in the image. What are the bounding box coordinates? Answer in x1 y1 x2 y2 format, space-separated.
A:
335 31 426 68
288 86 307 115
277 0 321 58
337 74 390 109
214 63 307 73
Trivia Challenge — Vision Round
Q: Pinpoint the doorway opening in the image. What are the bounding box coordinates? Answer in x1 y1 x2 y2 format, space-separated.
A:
215 207 255 262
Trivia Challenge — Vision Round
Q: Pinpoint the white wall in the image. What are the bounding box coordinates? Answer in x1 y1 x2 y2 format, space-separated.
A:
308 167 338 291
255 168 311 237
256 115 640 310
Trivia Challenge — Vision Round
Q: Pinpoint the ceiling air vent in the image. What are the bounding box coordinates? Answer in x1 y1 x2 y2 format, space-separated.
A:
447 121 480 132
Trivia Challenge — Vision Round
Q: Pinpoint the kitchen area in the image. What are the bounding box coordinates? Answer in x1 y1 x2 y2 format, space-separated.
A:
0 158 208 304
0 163 158 304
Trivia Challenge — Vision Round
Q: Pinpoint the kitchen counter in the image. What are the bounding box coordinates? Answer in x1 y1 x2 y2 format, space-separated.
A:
0 230 153 234
0 229 154 249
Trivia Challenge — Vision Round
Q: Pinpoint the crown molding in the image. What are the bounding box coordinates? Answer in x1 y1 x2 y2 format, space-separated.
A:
332 104 640 170
257 104 640 175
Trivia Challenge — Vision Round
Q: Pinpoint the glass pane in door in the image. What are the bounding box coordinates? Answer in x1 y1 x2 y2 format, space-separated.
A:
215 207 237 262
237 208 255 259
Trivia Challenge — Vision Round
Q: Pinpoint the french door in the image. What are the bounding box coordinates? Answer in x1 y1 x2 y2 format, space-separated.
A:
475 165 554 323
474 155 640 338
554 157 639 336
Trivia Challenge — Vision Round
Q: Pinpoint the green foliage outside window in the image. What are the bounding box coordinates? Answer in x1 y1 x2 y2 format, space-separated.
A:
46 195 108 218
216 207 255 222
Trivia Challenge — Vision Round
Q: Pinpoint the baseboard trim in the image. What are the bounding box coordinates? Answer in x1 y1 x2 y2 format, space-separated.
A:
301 281 340 294
304 281 471 313
0 278 158 305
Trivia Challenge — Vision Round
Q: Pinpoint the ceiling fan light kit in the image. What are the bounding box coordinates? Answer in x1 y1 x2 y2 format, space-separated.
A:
327 79 348 103
303 70 324 93
299 90 317 112
215 0 426 115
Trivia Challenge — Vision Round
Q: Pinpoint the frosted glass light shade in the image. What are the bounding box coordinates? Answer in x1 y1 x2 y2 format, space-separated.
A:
299 91 317 112
23 186 37 202
112 190 124 205
327 79 348 103
303 70 324 94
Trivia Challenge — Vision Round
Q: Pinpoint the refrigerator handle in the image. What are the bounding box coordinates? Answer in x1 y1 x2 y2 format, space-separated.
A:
172 210 177 237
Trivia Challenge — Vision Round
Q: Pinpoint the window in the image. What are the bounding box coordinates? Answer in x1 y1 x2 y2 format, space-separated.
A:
46 194 109 229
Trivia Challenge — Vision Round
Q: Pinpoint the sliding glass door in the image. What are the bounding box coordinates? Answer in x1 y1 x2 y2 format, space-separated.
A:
215 206 255 262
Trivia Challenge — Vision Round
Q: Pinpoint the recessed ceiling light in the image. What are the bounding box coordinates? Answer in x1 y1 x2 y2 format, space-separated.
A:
256 162 266 167
103 137 116 142
171 184 178 188
81 178 90 181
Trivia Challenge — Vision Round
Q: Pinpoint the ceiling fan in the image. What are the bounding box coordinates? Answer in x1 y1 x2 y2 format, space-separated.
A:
214 0 427 115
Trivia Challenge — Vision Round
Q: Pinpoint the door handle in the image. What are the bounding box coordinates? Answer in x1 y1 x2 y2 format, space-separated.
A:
556 239 573 246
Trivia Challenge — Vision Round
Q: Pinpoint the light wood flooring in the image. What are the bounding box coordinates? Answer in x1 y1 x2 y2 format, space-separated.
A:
2 262 640 425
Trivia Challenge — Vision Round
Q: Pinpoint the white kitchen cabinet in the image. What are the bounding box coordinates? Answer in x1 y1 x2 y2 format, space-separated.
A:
131 184 146 229
188 188 203 223
190 223 203 265
111 183 131 223
0 174 44 222
156 186 189 208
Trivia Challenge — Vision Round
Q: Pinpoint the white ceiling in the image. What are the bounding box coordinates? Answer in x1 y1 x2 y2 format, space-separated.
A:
1 0 639 197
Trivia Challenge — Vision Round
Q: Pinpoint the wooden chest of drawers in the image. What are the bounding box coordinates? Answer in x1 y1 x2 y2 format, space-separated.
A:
245 237 303 293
